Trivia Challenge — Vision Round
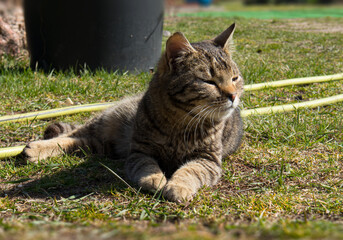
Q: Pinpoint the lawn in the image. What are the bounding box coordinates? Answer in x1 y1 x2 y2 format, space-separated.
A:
1 13 343 240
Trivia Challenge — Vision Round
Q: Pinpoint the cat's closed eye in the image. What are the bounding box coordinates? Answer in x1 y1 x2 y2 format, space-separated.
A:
210 67 215 77
203 79 217 86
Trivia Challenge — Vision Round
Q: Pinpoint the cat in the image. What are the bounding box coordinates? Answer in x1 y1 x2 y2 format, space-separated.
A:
21 23 244 202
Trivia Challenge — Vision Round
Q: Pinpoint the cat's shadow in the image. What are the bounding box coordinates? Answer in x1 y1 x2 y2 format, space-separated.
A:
2 155 131 200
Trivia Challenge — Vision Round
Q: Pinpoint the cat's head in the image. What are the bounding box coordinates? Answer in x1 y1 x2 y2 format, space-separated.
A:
157 23 244 121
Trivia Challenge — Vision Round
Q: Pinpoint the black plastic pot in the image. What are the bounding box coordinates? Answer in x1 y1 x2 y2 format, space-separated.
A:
24 0 164 72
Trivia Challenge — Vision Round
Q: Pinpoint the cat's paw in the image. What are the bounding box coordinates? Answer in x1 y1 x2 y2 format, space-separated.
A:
20 141 50 163
163 183 194 202
138 173 167 192
43 123 64 139
43 122 77 139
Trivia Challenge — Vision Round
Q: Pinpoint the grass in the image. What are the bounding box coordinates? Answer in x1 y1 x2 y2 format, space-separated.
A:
178 1 343 19
178 9 343 19
1 14 343 240
218 0 343 12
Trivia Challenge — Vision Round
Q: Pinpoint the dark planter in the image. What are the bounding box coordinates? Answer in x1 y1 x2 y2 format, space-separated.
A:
24 0 164 72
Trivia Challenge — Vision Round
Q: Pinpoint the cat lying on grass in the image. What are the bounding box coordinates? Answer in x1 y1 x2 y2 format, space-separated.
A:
22 23 244 202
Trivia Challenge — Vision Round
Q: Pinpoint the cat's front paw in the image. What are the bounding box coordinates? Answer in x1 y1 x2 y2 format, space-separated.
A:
163 183 194 202
138 173 167 192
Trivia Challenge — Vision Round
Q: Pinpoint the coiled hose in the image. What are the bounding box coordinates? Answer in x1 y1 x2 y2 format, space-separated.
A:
1 73 342 159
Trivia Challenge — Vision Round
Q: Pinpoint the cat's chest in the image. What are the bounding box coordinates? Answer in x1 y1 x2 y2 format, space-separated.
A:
156 129 223 160
152 134 222 177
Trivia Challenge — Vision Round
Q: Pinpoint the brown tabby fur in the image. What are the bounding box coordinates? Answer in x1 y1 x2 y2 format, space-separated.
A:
22 23 244 202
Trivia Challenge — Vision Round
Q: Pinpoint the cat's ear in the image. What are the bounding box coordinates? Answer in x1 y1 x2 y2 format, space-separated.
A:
166 32 196 60
213 23 236 49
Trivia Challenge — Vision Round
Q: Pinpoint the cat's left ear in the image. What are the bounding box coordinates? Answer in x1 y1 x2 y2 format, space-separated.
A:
213 23 236 49
166 32 196 60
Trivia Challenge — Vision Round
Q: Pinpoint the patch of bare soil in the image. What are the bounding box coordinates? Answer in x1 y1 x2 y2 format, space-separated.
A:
0 0 27 56
274 19 343 33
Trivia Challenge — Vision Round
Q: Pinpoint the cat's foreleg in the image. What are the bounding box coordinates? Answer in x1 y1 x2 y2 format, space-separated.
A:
163 159 222 202
126 153 167 192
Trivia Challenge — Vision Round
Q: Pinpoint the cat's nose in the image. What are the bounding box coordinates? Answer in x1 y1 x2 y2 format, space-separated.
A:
220 82 236 102
227 93 236 102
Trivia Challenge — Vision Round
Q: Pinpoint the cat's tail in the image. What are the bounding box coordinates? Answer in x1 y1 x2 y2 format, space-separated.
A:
43 122 80 139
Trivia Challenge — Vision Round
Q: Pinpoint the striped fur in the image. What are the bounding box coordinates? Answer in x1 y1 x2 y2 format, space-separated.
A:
22 24 244 202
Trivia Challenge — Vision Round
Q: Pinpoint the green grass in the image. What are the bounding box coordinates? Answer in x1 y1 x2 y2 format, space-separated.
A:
178 1 343 19
1 16 343 239
178 9 343 19
218 1 343 12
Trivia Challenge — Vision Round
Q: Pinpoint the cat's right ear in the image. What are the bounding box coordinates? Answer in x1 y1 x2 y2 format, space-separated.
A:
166 32 196 60
213 23 236 49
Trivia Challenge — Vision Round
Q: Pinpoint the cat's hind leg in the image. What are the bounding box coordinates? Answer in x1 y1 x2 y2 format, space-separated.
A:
21 122 83 162
21 136 96 163
21 120 103 163
43 122 80 139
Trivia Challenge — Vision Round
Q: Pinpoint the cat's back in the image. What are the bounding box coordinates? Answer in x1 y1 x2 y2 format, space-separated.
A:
102 93 143 123
98 93 143 157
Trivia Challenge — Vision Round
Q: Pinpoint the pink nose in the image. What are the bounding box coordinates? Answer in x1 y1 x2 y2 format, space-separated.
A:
228 93 236 102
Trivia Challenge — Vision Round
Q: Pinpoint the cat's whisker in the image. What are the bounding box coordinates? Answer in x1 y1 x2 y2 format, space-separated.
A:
185 104 214 144
193 104 214 141
210 106 218 128
197 110 208 141
168 105 204 142
199 106 217 139
193 105 215 144
217 106 222 123
184 105 212 145
177 105 204 130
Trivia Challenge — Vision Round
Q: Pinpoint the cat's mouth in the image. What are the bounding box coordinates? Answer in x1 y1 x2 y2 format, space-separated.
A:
191 97 240 121
219 96 239 110
232 96 240 108
217 97 240 118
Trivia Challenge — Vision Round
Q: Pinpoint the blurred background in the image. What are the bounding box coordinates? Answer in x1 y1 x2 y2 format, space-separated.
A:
1 0 342 56
1 0 342 69
165 0 343 7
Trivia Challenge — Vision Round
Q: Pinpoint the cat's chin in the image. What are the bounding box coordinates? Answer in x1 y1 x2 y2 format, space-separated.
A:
216 98 240 120
217 108 235 120
209 106 235 122
232 98 240 108
223 108 235 119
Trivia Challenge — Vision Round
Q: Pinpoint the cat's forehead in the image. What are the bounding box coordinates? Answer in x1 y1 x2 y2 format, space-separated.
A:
192 41 227 54
182 42 238 81
191 41 235 71
192 41 231 62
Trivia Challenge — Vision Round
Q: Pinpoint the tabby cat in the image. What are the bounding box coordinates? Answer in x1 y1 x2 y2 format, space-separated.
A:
22 23 244 202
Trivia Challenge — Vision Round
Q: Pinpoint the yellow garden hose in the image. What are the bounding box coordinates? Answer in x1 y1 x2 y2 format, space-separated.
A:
0 73 342 159
0 146 25 159
1 73 342 125
243 73 343 91
241 94 343 117
1 94 342 159
0 102 115 125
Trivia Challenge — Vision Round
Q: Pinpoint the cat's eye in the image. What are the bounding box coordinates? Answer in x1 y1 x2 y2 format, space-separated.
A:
232 76 239 81
203 80 217 86
210 67 215 77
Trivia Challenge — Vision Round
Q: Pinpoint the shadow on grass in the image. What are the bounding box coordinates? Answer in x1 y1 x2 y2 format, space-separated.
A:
1 155 130 200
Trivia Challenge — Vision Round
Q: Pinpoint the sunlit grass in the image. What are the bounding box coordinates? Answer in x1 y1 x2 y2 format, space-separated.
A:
0 16 342 239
